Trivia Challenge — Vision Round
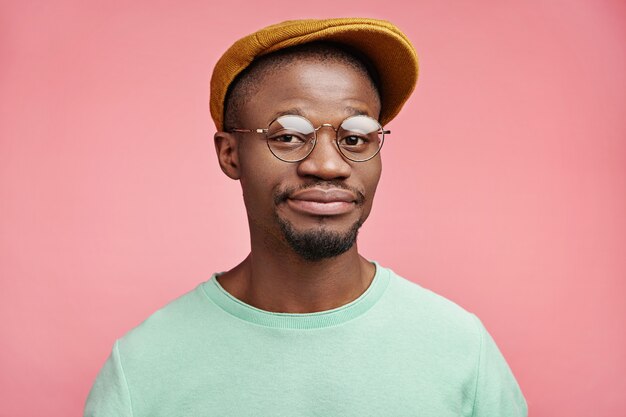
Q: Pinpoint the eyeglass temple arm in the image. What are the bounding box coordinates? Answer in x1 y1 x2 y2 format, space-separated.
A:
228 128 267 133
231 127 390 134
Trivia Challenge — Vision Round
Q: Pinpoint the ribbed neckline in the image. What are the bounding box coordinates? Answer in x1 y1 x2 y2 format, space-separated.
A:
201 261 390 329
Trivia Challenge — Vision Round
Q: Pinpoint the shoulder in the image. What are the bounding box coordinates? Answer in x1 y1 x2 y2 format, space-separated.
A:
376 263 483 344
115 279 216 360
377 265 528 416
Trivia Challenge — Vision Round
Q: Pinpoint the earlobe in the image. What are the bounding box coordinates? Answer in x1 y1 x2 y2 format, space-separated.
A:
214 131 241 180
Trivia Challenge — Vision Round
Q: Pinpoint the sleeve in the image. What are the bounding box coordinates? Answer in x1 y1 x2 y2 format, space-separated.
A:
83 340 134 417
470 314 528 417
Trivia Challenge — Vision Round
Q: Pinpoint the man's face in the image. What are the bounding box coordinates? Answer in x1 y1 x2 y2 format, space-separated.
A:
234 58 382 261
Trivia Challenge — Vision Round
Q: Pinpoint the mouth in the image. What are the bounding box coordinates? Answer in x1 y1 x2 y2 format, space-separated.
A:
286 199 356 216
284 188 359 217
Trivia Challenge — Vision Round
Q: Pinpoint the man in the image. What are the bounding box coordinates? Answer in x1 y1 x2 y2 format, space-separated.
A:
85 18 528 416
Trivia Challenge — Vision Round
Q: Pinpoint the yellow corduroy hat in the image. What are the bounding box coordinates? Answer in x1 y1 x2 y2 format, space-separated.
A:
209 17 419 131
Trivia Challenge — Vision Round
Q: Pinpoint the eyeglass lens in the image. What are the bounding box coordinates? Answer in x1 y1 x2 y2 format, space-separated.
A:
266 115 384 162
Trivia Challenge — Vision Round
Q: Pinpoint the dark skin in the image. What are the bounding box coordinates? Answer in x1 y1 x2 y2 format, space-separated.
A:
213 58 382 314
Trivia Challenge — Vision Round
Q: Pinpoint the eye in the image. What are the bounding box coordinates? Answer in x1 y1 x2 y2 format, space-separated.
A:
267 131 308 147
340 135 369 147
274 134 304 143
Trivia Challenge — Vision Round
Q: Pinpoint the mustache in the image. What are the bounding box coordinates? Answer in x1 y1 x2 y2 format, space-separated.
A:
273 181 366 206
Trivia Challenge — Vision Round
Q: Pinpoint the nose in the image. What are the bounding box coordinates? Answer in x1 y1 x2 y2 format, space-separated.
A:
296 126 352 180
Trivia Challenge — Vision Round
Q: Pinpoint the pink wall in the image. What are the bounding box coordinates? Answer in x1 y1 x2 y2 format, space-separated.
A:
1 1 625 416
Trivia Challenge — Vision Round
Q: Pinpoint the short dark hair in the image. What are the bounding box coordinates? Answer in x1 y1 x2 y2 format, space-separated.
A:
223 41 381 131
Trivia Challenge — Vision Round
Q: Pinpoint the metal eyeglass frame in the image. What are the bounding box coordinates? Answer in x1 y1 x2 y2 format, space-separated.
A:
228 114 390 163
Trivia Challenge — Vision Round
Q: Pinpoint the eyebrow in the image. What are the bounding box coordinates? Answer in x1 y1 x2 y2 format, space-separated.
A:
271 108 306 119
344 106 369 116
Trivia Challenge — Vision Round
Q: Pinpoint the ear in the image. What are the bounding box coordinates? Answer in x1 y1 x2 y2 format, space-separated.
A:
214 131 241 180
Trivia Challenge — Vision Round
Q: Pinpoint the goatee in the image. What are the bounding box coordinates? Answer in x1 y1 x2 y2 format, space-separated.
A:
276 215 363 262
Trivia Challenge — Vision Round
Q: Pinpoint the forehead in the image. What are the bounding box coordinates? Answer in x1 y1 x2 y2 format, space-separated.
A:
240 58 381 125
249 42 380 89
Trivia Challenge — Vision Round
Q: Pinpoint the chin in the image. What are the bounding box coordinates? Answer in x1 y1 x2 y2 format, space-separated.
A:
275 213 363 262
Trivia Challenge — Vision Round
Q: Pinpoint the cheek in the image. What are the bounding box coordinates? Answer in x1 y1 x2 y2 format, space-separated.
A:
363 159 382 196
237 148 287 216
356 159 382 219
240 170 272 211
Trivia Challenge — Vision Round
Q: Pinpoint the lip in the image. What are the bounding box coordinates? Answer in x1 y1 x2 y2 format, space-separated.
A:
286 188 357 216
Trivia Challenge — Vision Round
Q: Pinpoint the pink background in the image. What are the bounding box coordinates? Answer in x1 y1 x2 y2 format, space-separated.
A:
1 1 625 416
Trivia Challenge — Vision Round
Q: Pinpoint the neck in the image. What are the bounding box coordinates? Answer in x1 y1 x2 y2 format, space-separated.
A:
217 230 376 314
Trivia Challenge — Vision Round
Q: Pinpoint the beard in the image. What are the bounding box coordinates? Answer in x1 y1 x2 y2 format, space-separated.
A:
272 181 366 262
276 215 363 262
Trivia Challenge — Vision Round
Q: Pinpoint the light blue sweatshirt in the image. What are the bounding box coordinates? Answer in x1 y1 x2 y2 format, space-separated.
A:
84 262 527 416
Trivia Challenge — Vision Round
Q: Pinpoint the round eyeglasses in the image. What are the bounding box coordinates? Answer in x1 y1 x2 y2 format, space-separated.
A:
229 114 389 163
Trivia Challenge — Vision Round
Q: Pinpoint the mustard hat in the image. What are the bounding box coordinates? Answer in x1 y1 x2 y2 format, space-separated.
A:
209 17 419 131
